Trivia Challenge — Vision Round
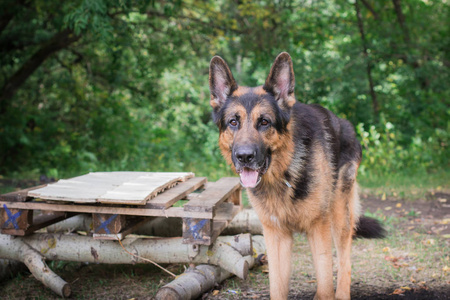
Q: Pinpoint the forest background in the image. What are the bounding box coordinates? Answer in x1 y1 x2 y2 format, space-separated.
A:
0 0 448 191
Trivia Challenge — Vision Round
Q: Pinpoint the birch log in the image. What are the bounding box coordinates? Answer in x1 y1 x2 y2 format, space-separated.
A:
0 233 250 279
155 235 266 300
20 243 71 297
44 209 263 236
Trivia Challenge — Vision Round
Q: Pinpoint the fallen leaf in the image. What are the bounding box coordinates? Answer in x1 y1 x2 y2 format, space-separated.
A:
443 265 450 273
410 275 416 283
396 203 402 208
439 218 450 225
212 290 220 296
400 286 411 290
382 193 386 201
382 247 391 252
392 288 405 295
438 198 447 203
385 206 392 211
422 239 435 246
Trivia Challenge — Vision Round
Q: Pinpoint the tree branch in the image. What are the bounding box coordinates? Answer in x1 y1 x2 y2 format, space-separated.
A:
354 0 379 122
0 28 80 112
392 0 410 44
360 0 379 20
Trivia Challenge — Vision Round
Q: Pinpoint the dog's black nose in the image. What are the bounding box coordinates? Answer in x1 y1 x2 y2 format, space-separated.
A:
235 146 256 163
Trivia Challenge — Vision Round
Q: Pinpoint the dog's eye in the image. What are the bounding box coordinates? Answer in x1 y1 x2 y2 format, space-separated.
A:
229 119 238 127
260 119 270 126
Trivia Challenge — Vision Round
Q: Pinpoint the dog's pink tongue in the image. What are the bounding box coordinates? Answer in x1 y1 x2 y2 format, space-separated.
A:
240 168 259 188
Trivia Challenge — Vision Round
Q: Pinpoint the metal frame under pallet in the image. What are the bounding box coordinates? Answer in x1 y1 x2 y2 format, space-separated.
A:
0 177 242 245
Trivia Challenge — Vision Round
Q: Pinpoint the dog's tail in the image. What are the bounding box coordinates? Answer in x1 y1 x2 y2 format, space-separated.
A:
354 216 386 239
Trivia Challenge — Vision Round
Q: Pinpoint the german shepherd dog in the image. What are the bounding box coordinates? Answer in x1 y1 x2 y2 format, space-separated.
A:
209 53 385 299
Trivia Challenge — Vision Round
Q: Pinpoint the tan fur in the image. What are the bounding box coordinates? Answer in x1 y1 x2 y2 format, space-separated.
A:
219 109 360 299
232 86 251 97
252 86 267 95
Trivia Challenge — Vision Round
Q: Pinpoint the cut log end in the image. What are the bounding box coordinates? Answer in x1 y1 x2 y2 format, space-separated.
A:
62 284 71 298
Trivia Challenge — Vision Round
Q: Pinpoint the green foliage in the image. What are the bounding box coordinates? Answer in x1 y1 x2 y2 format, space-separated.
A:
0 0 448 186
357 121 449 176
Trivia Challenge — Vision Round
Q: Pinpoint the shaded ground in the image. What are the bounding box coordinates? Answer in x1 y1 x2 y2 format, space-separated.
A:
207 190 450 300
0 184 449 299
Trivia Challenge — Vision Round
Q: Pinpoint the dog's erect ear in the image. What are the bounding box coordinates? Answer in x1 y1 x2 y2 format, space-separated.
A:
209 56 238 109
263 52 296 108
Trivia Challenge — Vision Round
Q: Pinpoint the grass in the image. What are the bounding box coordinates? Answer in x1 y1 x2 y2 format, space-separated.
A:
358 169 450 200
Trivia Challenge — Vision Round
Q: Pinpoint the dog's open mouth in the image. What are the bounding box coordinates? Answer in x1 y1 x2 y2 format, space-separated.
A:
237 157 270 188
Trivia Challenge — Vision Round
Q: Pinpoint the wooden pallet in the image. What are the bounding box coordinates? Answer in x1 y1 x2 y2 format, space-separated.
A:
0 173 242 245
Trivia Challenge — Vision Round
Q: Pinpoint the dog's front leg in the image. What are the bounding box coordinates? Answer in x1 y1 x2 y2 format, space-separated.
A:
262 225 293 300
307 219 335 300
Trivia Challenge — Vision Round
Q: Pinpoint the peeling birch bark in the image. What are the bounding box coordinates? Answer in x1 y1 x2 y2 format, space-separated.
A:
20 243 71 297
0 233 251 289
155 235 266 300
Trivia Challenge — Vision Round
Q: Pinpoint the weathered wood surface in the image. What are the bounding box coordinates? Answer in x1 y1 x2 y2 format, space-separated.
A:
146 177 207 209
0 200 213 219
27 172 194 205
1 175 242 244
1 205 76 236
182 202 240 245
183 177 241 213
0 184 47 202
43 208 261 238
0 206 33 234
93 216 149 240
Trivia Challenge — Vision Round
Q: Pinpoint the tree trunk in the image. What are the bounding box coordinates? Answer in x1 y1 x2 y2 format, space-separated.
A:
354 0 379 123
391 0 429 88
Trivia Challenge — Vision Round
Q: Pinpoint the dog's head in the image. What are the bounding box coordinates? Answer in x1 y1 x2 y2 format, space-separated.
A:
209 52 296 188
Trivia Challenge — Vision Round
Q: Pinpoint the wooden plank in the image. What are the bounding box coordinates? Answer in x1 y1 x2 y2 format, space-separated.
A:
146 177 207 209
183 177 240 213
0 184 47 202
228 188 242 208
181 202 241 246
93 217 149 240
28 172 195 205
0 201 213 219
209 203 241 245
209 220 228 245
1 211 76 236
93 213 126 235
214 202 241 222
182 218 212 245
1 205 33 233
98 172 194 204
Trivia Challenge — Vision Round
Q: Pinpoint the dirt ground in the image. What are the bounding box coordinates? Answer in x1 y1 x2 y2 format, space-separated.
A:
1 188 449 299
